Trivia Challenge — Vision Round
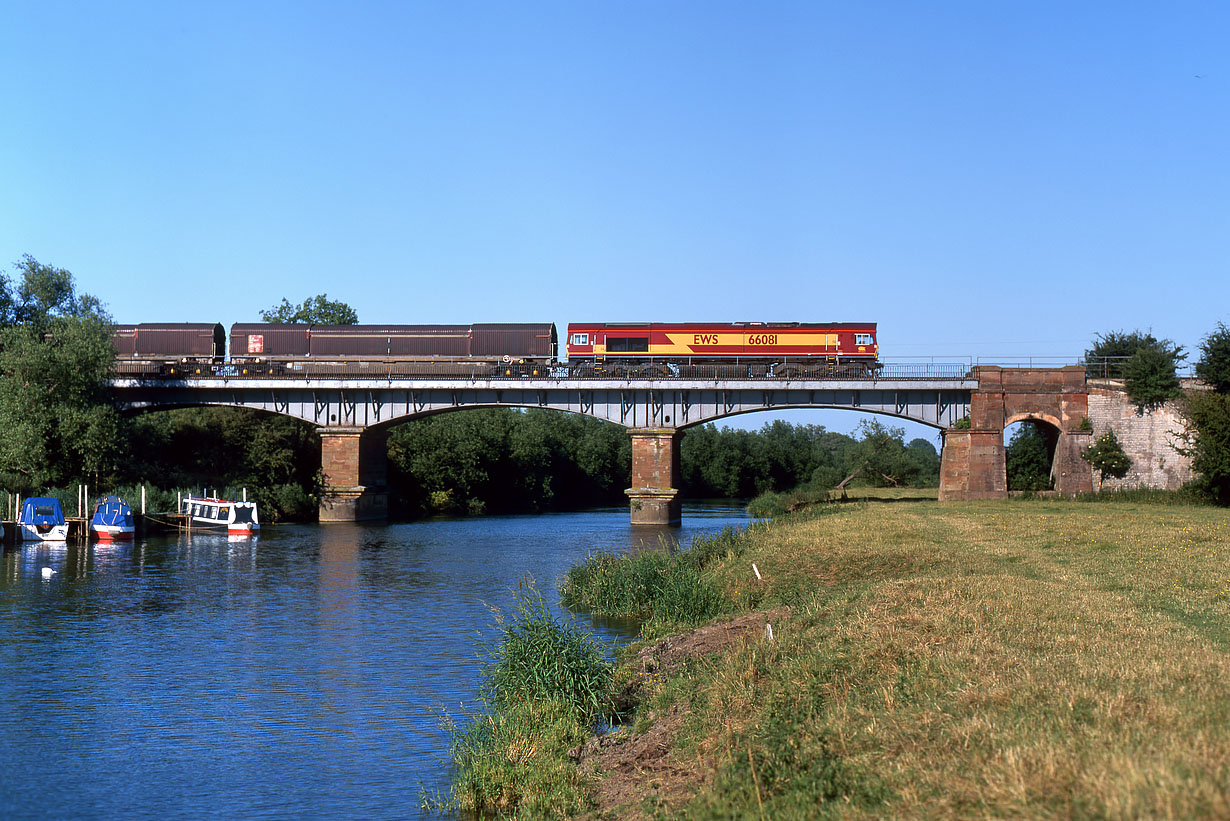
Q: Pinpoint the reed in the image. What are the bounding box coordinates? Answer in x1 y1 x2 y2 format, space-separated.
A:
445 699 594 817
441 583 613 817
483 584 613 722
560 533 736 631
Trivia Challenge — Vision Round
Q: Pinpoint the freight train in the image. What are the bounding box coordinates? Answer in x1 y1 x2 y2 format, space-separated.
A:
110 321 879 379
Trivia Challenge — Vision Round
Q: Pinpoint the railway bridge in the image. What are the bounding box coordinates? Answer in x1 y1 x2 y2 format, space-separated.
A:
109 365 1094 524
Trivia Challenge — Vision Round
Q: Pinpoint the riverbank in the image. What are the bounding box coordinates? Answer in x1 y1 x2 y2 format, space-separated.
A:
460 497 1230 818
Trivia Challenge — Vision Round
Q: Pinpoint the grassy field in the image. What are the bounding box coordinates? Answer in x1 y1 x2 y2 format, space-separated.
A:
624 498 1230 818
445 497 1230 818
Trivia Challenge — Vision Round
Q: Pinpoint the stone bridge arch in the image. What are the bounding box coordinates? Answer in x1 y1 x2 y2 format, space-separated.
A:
939 367 1093 500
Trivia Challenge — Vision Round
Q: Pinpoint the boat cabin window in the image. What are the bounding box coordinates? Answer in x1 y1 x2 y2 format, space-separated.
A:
35 506 54 516
855 333 873 346
608 337 649 353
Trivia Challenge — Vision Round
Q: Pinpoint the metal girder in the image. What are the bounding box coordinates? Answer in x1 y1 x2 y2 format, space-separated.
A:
109 377 978 431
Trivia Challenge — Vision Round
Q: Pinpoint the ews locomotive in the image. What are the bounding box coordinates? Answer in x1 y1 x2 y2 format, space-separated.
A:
110 321 878 378
565 321 878 377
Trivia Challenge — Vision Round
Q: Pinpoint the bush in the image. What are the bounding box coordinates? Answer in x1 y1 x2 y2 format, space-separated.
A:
746 491 788 519
1082 430 1132 487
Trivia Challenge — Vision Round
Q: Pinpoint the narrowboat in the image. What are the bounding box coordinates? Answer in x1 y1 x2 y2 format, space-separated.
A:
19 497 69 541
181 494 260 536
91 496 136 541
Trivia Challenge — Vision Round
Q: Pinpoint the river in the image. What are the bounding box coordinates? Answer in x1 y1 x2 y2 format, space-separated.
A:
0 503 749 820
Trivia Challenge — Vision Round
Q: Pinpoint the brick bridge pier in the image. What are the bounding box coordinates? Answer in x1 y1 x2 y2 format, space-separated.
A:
319 427 390 522
938 366 1094 500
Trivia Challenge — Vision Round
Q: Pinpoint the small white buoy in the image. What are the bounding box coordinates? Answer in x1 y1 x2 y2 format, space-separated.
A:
41 567 55 579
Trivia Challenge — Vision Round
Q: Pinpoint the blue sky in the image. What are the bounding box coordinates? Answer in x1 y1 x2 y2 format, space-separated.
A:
3 2 1227 439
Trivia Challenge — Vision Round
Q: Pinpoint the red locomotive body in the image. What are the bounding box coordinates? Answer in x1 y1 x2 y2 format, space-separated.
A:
565 322 878 376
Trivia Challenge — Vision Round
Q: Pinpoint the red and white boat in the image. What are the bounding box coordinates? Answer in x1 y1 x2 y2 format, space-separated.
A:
181 493 260 536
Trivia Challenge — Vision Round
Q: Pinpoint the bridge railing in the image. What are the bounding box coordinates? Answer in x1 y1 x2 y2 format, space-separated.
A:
1079 356 1195 380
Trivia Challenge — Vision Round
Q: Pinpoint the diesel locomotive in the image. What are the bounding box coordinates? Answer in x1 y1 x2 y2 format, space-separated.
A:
565 321 879 377
110 321 878 378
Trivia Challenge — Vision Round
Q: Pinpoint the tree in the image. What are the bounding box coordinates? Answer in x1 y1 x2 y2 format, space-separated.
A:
852 419 923 487
1082 430 1131 490
0 256 122 490
1086 329 1185 411
1178 322 1230 505
124 407 322 521
1085 330 1156 378
1123 340 1185 412
1195 323 1230 394
260 294 358 324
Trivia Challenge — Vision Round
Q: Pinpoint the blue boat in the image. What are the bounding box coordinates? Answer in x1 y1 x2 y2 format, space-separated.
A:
91 496 135 541
19 497 69 542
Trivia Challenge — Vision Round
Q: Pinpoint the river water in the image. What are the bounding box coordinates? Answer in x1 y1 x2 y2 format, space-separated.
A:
0 503 748 820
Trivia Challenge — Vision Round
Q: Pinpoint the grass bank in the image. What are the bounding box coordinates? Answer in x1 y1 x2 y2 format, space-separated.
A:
447 498 1230 818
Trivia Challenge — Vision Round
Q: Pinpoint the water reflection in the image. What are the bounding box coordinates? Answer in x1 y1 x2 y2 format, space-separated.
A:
0 503 748 820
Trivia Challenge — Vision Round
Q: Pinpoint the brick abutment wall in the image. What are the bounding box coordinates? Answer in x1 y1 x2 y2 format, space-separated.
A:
1085 380 1194 491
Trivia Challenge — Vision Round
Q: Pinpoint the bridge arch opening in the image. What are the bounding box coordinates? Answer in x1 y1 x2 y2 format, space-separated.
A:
1004 416 1061 492
115 404 323 521
380 406 632 519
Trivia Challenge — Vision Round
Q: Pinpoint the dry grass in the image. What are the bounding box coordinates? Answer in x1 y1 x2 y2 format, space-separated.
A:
624 499 1230 819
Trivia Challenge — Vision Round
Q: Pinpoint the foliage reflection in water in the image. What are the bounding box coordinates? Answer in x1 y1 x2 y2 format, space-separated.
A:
0 502 748 820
